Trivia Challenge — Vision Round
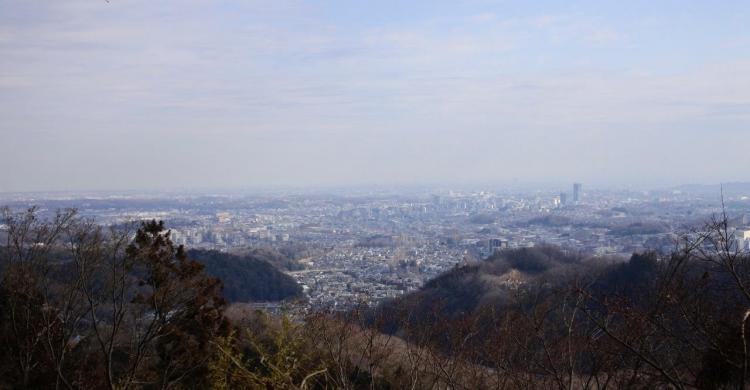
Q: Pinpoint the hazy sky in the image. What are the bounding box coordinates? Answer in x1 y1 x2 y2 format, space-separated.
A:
1 1 749 192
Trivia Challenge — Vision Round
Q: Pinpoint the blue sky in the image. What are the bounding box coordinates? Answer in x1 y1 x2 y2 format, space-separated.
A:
1 0 749 192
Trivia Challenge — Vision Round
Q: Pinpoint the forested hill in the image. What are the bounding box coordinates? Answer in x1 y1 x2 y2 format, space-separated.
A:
376 245 647 325
188 249 302 302
231 246 304 271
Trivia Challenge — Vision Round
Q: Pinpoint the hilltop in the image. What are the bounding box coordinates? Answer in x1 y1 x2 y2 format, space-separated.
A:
188 249 302 302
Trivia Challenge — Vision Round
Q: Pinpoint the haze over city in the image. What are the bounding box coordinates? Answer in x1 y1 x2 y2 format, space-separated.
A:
5 1 750 388
2 0 749 193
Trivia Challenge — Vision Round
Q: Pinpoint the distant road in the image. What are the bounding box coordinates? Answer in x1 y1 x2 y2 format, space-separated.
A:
288 268 346 275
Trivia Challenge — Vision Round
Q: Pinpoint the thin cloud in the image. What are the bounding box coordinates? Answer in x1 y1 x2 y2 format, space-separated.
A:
0 1 748 191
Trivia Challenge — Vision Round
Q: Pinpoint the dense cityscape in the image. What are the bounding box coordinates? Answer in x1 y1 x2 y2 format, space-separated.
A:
4 183 750 310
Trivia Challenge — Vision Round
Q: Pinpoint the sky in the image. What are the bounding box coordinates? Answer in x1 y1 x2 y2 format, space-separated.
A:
1 0 749 192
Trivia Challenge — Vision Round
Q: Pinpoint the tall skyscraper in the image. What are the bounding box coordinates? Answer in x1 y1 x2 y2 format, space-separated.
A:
573 183 582 203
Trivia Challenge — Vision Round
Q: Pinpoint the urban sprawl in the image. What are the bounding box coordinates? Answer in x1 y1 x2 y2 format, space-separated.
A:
3 184 750 311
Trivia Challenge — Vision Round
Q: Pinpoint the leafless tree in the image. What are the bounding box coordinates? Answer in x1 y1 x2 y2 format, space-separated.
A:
0 207 78 388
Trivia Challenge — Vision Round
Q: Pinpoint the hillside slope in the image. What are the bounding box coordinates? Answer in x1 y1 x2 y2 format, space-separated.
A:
188 249 303 302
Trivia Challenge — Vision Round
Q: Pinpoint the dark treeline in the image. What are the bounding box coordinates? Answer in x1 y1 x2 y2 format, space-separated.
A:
2 206 750 389
235 246 306 271
188 249 302 302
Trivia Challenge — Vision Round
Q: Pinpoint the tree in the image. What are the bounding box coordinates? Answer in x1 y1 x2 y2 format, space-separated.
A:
0 209 230 389
0 207 78 388
78 219 230 389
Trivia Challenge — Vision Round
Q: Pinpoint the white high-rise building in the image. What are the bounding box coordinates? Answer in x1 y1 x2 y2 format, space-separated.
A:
573 183 582 203
736 228 750 252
